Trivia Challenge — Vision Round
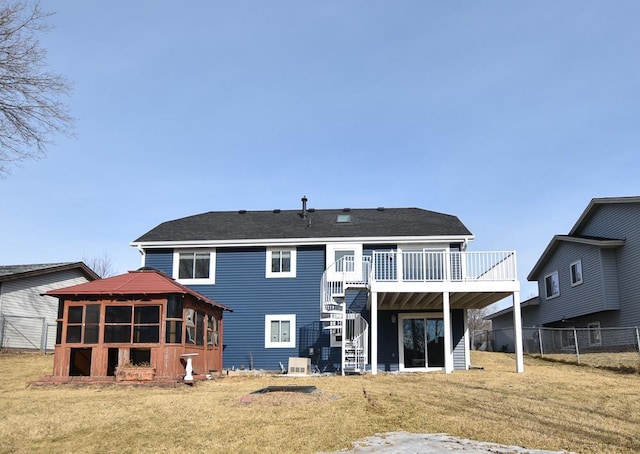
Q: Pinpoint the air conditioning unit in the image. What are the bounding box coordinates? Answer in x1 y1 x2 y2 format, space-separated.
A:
288 357 311 375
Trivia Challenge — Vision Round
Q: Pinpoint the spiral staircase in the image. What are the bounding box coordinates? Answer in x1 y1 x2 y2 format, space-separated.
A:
320 256 370 375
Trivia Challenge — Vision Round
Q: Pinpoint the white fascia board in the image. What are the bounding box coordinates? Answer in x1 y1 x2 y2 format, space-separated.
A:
130 234 475 249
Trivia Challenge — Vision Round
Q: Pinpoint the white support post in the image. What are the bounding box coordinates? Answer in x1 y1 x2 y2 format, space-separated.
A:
41 318 48 353
371 292 378 375
512 291 524 373
463 308 470 370
443 291 453 373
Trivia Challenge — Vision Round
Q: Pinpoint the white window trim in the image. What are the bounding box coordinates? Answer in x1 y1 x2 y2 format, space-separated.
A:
588 322 602 346
172 249 216 285
570 260 583 287
265 247 297 278
265 314 296 348
325 243 363 281
544 271 560 300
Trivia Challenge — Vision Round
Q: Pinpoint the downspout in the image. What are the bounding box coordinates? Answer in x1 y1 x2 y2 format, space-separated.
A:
137 245 146 268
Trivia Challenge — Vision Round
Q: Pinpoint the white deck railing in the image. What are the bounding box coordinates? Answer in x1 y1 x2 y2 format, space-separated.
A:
371 250 517 283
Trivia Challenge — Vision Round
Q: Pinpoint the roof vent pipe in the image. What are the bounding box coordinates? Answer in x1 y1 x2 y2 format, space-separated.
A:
301 195 308 219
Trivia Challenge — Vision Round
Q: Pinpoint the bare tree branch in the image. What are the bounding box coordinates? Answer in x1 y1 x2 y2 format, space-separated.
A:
83 252 116 278
0 1 74 176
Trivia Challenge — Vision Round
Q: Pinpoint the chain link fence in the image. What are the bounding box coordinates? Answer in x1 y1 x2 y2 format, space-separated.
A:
0 315 55 352
474 326 640 370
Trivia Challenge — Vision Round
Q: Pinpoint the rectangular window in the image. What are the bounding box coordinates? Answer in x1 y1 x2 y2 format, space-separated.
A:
335 250 355 272
561 328 575 348
588 322 602 346
195 310 205 346
265 314 296 348
165 295 183 344
173 250 215 284
65 304 100 344
104 305 160 344
544 271 560 299
266 248 296 278
570 260 583 286
207 315 219 346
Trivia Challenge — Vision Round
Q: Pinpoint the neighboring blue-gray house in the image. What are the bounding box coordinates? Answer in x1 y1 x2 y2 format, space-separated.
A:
488 196 640 349
0 263 99 351
131 197 523 374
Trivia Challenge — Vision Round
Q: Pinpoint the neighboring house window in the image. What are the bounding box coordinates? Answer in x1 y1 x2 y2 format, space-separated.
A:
570 260 583 286
561 328 575 348
544 271 560 299
265 314 296 348
266 247 297 278
588 322 602 346
173 250 215 284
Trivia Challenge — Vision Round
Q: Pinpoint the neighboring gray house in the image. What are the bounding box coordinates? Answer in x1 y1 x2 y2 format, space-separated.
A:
487 196 640 350
0 263 99 351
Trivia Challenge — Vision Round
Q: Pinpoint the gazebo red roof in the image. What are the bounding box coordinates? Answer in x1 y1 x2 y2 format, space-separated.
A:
45 269 231 311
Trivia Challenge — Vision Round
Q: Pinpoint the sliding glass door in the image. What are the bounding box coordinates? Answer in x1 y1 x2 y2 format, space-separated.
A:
399 314 445 370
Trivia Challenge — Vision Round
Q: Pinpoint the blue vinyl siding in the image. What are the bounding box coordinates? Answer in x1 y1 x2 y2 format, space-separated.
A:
199 246 325 371
452 309 465 370
144 249 173 275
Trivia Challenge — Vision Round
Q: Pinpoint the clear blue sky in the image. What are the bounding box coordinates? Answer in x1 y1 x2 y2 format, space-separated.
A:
2 1 639 308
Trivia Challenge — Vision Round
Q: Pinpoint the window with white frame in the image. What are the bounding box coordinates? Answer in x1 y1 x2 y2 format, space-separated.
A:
325 243 362 280
265 314 296 348
544 271 559 299
173 250 215 284
561 328 575 348
266 248 296 278
588 322 601 346
570 260 583 286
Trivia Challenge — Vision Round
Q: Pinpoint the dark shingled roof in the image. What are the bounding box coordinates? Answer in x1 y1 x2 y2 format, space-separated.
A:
132 208 473 243
0 262 99 282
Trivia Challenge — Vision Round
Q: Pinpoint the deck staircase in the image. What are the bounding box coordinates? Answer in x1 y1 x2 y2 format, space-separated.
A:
320 256 370 375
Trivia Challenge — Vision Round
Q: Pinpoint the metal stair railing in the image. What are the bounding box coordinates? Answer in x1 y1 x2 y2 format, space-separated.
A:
320 256 372 374
342 312 368 374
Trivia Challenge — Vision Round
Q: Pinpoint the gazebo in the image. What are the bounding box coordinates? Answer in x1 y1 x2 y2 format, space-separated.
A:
43 269 231 384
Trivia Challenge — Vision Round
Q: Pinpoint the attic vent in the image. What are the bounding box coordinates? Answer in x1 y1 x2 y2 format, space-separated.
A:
377 207 385 211
238 210 247 214
273 209 281 213
337 214 351 223
308 208 315 213
342 208 351 212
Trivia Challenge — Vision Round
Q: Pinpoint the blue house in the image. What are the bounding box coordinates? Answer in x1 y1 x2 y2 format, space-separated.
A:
131 197 523 374
488 196 640 351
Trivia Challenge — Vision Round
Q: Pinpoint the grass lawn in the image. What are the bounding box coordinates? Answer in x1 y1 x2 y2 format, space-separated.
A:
0 351 638 453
